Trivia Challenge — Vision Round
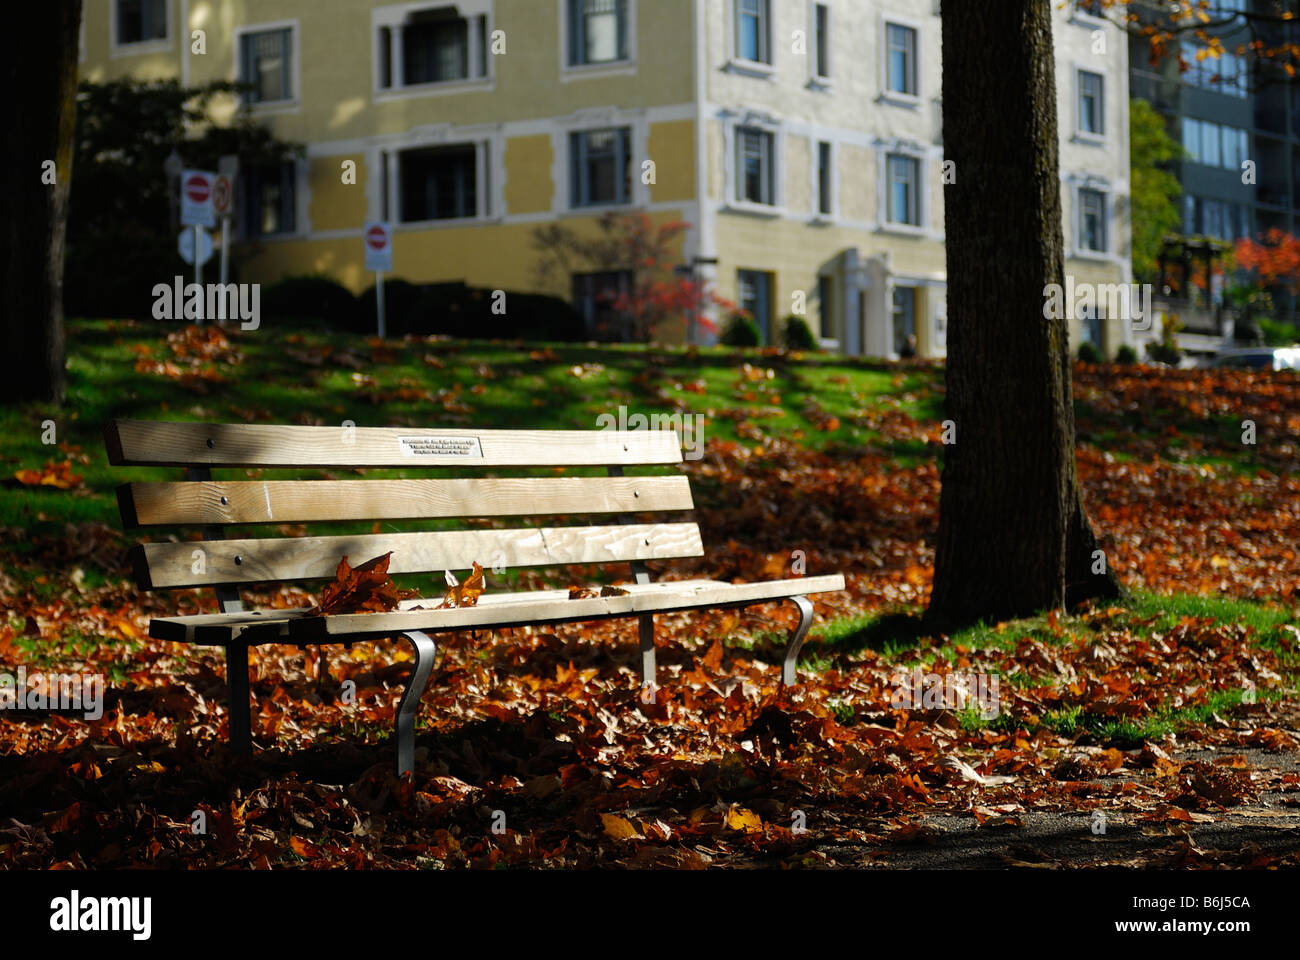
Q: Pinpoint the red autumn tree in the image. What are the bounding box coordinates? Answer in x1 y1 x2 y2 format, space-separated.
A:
1235 229 1300 293
532 212 730 342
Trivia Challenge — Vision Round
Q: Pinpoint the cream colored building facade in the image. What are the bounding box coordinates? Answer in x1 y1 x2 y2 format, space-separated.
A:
82 0 1133 357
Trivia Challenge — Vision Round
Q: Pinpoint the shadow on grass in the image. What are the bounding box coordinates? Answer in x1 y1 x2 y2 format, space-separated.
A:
818 611 933 656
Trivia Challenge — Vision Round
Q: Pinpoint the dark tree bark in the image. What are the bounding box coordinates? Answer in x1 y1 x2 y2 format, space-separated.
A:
1 1 82 405
928 0 1122 629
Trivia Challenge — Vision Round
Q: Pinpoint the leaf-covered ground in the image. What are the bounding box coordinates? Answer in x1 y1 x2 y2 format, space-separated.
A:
1 321 1298 869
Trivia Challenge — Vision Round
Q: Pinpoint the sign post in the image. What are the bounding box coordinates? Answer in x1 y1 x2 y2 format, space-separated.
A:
180 169 217 291
215 156 239 291
212 173 234 288
363 221 394 338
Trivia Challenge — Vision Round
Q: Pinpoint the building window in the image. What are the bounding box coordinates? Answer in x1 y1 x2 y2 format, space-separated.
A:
817 141 833 215
573 270 633 339
736 127 775 205
886 153 921 226
399 144 479 222
1184 118 1248 170
892 286 917 356
813 3 831 80
1183 41 1249 97
116 0 167 45
570 128 632 207
1078 187 1107 252
379 6 489 88
885 23 917 96
738 269 774 342
736 0 770 64
1079 305 1103 347
568 0 630 66
817 274 833 339
241 162 296 238
239 28 293 104
1077 70 1104 136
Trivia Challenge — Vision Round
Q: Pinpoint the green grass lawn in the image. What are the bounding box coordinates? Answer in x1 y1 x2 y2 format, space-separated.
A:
0 318 942 539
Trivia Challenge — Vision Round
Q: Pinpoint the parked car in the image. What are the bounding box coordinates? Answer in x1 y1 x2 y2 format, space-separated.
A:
1203 347 1300 371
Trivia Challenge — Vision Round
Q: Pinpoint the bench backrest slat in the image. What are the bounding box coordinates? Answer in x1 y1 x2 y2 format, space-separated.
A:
118 476 694 527
106 420 682 468
131 522 705 589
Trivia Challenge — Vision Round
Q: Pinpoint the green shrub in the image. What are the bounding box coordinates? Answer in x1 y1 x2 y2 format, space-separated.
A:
357 281 586 341
1113 344 1138 364
782 315 818 350
721 314 762 347
1077 340 1104 364
356 279 422 335
1146 341 1183 365
262 274 360 331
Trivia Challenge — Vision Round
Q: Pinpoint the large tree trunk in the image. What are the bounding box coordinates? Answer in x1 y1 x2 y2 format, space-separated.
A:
928 0 1121 629
0 2 82 405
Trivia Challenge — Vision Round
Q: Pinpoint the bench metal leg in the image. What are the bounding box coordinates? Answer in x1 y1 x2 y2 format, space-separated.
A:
395 630 437 777
225 644 252 755
638 614 655 689
782 597 815 687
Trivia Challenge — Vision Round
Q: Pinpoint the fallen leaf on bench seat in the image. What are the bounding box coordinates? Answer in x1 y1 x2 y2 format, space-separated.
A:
437 562 486 609
311 552 419 616
568 585 629 600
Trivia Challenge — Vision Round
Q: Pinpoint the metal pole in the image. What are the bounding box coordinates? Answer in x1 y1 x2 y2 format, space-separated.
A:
220 217 229 287
194 224 202 289
377 271 386 339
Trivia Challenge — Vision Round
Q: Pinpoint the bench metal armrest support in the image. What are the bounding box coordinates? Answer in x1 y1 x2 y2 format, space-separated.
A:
395 631 438 777
782 596 815 687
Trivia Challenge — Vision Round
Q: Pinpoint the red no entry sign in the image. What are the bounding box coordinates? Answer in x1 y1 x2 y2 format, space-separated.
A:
185 174 210 203
364 221 393 272
180 169 217 228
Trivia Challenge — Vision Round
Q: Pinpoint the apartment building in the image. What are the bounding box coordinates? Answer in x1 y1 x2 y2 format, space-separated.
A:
81 0 1133 357
1128 0 1299 323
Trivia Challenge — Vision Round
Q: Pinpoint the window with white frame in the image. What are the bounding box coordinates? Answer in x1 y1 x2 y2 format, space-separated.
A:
241 162 297 238
813 3 831 81
892 286 917 356
736 0 771 65
567 0 630 66
1077 69 1104 136
570 127 632 207
736 127 775 205
738 269 774 342
818 275 834 339
885 22 917 97
817 140 833 216
399 144 480 222
115 0 167 45
378 6 489 89
1078 187 1107 252
239 28 293 105
886 153 921 226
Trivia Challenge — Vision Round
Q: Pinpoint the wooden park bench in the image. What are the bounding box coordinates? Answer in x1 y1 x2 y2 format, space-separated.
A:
105 419 844 775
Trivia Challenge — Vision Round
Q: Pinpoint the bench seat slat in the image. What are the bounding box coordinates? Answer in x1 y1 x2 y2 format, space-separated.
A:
120 476 694 527
152 579 735 644
132 522 705 589
285 575 847 641
106 420 682 468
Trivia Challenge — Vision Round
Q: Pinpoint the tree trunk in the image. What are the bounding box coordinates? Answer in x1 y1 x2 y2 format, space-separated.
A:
0 1 82 405
928 0 1121 629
